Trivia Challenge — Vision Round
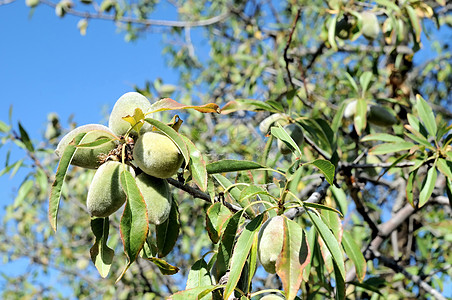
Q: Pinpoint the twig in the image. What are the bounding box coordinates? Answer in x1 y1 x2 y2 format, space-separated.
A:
370 249 448 300
39 0 230 28
283 8 301 89
284 179 330 219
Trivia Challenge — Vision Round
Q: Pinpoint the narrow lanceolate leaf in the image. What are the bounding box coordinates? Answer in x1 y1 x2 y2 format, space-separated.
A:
328 14 338 51
206 202 233 244
342 231 366 282
361 133 406 143
271 124 302 156
13 179 33 208
147 257 180 275
169 286 216 300
419 166 437 208
303 202 343 218
206 159 266 174
369 141 415 155
186 258 212 291
406 169 417 207
181 135 208 191
333 260 346 300
307 159 335 186
216 210 242 282
415 94 437 138
437 158 452 181
359 71 373 96
406 6 421 43
220 99 278 114
18 122 34 152
49 132 86 231
148 98 220 114
144 118 190 166
117 170 149 282
276 216 311 300
224 214 264 299
354 98 367 136
307 210 345 280
156 198 180 258
90 218 115 278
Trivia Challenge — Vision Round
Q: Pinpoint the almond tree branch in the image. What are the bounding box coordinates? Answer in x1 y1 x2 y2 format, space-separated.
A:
39 0 230 28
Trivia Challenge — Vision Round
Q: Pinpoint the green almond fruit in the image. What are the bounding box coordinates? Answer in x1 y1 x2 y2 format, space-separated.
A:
277 123 304 155
135 173 172 225
55 124 118 169
133 132 184 179
367 105 397 127
108 92 152 137
361 11 380 40
86 161 135 217
257 215 284 274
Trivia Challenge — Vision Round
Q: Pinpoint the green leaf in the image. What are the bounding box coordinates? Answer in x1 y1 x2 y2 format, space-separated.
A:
303 202 343 218
18 122 34 152
348 281 383 295
333 260 346 300
406 169 417 207
307 159 335 185
207 159 266 174
144 118 190 166
271 124 302 156
415 95 437 138
224 214 264 299
221 99 279 114
117 169 149 282
206 202 233 244
361 133 406 143
369 141 415 155
156 197 180 258
181 135 208 191
215 210 242 282
307 210 345 281
13 179 33 208
48 132 86 231
359 71 373 97
0 120 10 133
276 216 311 300
331 101 346 134
186 258 212 290
328 14 338 51
407 113 429 138
437 158 452 181
375 0 401 12
342 231 366 282
147 257 179 275
344 73 359 94
406 5 421 43
0 159 24 178
90 218 115 278
169 286 216 300
321 210 342 241
354 98 367 136
419 166 437 208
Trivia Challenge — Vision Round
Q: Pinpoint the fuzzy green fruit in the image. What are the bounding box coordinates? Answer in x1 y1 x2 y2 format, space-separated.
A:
367 105 397 126
361 11 380 40
257 216 284 274
261 295 285 300
135 173 171 225
277 123 304 155
55 124 118 169
87 161 134 217
133 132 184 179
108 92 152 137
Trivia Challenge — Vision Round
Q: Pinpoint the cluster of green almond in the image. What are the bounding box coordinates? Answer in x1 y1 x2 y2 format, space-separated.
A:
55 92 183 224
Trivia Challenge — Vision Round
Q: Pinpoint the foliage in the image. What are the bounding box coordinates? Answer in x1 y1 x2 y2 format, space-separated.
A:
1 0 452 299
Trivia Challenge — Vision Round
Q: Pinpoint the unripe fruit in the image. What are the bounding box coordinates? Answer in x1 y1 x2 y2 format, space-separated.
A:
135 173 171 225
367 105 397 126
133 132 184 179
277 123 304 155
108 92 152 137
261 295 285 300
257 216 284 274
361 11 380 40
343 100 358 119
55 124 118 169
87 161 134 217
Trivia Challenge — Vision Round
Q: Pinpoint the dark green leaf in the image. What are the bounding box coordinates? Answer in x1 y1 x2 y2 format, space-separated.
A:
342 231 366 282
206 202 233 244
18 122 34 152
216 210 242 282
307 159 335 185
49 132 86 231
419 166 437 208
90 218 115 278
148 257 179 275
206 159 266 174
156 197 180 258
117 169 149 282
224 214 264 299
333 260 346 300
